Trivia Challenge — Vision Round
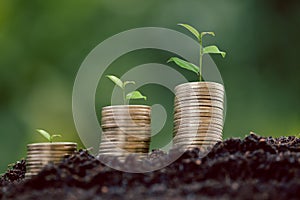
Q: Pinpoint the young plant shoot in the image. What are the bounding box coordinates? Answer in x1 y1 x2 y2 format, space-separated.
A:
168 23 226 81
106 75 147 105
36 129 62 143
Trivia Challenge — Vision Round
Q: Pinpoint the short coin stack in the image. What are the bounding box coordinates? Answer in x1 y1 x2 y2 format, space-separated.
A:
99 105 151 159
25 142 77 178
173 82 224 150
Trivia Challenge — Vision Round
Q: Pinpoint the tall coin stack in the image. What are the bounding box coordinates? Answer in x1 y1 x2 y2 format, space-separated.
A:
25 142 77 178
99 105 151 159
173 82 224 150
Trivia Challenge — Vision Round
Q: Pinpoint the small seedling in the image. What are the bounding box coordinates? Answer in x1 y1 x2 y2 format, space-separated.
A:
36 129 61 143
168 23 226 81
106 75 147 105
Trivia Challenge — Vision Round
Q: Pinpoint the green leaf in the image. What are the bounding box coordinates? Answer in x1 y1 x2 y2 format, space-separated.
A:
168 57 199 74
203 45 226 58
36 129 51 142
123 81 135 87
50 134 62 143
126 91 147 100
178 23 200 40
106 75 124 88
201 32 215 37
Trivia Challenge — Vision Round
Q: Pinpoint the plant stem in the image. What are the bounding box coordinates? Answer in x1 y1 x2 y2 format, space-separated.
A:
122 88 126 105
199 36 203 82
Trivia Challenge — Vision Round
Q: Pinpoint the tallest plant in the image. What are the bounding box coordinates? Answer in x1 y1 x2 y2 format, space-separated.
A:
168 23 226 81
170 23 226 150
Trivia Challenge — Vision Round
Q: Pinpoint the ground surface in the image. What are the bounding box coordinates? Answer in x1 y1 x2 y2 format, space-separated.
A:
1 133 300 200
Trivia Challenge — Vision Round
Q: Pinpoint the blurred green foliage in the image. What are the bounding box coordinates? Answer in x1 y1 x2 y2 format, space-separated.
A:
0 0 299 172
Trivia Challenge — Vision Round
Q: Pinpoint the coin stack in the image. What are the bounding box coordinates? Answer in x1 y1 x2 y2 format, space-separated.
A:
99 105 151 160
173 82 224 150
25 142 77 178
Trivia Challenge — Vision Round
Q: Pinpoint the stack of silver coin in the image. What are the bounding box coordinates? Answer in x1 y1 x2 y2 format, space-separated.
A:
173 82 224 150
99 105 151 159
25 142 77 178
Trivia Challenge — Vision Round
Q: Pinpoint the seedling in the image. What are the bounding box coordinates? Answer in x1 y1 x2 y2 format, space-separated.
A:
36 129 61 143
168 23 226 81
106 75 147 105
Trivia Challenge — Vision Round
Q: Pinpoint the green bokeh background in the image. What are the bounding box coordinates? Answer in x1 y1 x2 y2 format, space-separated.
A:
0 0 299 172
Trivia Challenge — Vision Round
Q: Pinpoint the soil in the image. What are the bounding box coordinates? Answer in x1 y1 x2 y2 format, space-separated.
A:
1 133 300 200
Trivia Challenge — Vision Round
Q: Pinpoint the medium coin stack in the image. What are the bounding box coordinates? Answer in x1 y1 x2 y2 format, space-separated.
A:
99 105 151 159
173 82 224 150
25 142 77 178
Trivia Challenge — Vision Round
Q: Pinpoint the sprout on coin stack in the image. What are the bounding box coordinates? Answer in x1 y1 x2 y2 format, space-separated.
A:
99 75 151 160
25 129 77 178
168 23 226 150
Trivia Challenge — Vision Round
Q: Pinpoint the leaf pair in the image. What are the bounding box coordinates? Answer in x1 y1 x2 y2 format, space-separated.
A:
106 75 147 104
178 24 215 41
36 129 61 143
168 23 226 79
179 23 226 58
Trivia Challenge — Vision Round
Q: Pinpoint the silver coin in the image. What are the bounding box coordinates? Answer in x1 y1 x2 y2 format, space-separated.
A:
100 141 150 145
101 137 151 143
25 172 38 178
174 104 223 111
173 116 223 124
175 90 224 97
175 94 224 101
99 140 150 145
27 150 75 154
174 101 224 109
173 132 222 138
173 122 223 129
173 114 223 121
175 91 224 99
102 130 151 135
175 95 224 102
102 122 150 127
102 105 151 110
26 153 73 158
173 112 223 118
26 154 68 158
175 82 224 91
173 121 224 128
175 86 224 92
173 131 222 138
26 158 63 163
27 142 77 147
173 136 222 143
173 129 223 135
98 152 148 156
173 109 223 115
173 141 219 147
27 147 76 151
173 133 222 141
175 81 224 88
123 149 149 153
102 108 151 112
102 126 151 130
173 121 223 128
101 118 151 123
174 98 224 104
100 143 149 149
26 169 44 173
175 84 224 91
98 150 149 155
101 114 150 120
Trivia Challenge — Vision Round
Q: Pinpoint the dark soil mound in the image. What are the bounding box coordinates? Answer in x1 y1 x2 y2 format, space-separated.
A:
1 133 300 200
